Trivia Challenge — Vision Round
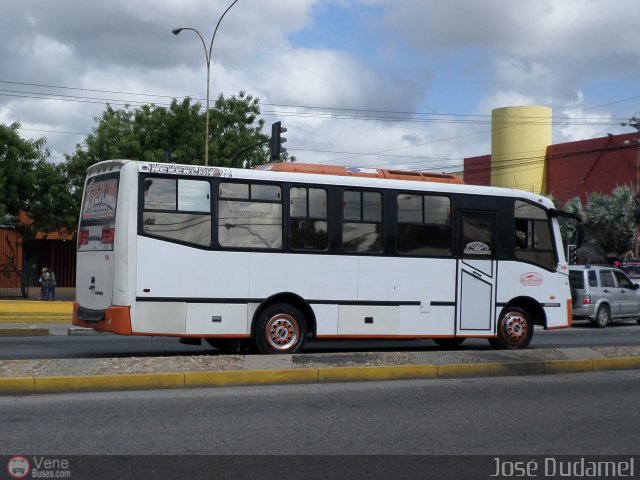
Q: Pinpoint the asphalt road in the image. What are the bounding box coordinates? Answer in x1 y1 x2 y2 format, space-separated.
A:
1 321 640 360
1 370 638 456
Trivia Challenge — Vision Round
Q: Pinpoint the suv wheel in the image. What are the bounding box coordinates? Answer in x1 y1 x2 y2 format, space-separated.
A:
594 305 610 328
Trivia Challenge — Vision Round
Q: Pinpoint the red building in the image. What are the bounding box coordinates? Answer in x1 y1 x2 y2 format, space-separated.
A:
464 132 640 203
0 215 76 298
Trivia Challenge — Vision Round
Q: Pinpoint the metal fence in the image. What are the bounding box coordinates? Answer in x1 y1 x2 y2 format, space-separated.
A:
0 268 29 298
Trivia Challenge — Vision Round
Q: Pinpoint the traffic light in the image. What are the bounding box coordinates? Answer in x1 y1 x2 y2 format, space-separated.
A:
568 244 577 264
270 121 287 161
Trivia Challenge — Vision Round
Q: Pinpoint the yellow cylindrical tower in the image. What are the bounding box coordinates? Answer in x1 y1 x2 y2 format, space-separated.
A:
491 106 552 194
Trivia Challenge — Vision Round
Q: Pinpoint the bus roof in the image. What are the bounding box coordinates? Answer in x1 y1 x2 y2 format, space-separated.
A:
87 159 555 211
255 162 464 184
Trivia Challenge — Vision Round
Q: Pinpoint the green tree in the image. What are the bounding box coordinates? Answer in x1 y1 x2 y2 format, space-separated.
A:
208 92 269 168
64 92 290 213
29 161 77 234
0 122 43 221
0 123 76 296
0 122 76 234
570 186 636 263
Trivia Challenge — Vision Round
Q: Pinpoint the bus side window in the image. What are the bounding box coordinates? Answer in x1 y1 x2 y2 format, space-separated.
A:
144 178 176 210
342 190 382 253
142 177 212 247
397 193 451 256
218 182 283 249
289 187 328 251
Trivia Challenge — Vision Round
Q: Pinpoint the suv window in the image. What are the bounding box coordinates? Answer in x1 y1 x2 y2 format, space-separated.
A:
614 270 634 289
588 270 597 287
600 270 616 288
621 264 640 279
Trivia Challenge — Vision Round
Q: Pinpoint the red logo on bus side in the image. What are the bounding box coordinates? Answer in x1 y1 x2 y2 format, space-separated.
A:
520 272 543 286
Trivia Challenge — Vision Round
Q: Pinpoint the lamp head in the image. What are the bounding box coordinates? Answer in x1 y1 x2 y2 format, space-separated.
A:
171 28 183 35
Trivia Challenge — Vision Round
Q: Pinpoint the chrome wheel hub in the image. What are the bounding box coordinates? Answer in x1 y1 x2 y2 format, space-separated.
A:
502 311 528 344
266 314 299 351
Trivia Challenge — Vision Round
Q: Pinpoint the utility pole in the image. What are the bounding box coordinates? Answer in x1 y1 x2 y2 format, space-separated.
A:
622 115 640 258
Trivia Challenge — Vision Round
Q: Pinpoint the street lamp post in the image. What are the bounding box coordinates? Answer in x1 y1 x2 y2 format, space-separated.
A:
622 115 640 258
172 0 239 167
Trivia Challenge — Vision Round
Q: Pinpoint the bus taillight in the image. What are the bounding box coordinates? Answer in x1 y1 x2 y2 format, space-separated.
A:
101 227 115 245
78 229 90 246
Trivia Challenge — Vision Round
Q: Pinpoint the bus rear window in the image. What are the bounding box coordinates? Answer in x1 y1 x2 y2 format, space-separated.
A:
78 173 119 252
82 177 118 221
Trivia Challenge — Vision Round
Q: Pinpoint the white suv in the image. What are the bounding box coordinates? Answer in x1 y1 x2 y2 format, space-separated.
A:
569 265 640 328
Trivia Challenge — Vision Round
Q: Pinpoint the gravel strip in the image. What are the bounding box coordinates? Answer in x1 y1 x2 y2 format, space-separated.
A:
2 347 640 378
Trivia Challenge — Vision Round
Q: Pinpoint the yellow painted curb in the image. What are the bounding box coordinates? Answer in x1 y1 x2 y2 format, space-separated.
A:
185 368 318 388
318 364 438 383
0 316 71 323
34 373 185 393
0 377 35 394
593 356 640 371
544 359 595 374
0 300 73 315
2 355 640 396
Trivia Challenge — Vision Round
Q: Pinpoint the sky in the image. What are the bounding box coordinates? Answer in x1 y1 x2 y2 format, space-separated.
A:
2 0 640 173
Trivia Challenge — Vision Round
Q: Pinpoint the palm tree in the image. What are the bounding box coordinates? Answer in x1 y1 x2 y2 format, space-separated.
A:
579 185 636 263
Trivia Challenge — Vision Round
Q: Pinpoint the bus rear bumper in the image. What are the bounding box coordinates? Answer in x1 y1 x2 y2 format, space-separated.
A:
73 303 132 335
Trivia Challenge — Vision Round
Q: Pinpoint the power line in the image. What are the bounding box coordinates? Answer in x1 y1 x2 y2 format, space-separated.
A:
0 79 630 125
4 78 639 168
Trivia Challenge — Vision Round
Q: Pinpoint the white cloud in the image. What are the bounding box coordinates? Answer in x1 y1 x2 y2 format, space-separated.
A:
1 0 639 170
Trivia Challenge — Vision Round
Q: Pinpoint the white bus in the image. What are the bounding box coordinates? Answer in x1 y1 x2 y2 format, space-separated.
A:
73 160 573 354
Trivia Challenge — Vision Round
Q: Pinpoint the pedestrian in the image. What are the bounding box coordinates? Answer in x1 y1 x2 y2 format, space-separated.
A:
39 267 50 301
48 268 57 301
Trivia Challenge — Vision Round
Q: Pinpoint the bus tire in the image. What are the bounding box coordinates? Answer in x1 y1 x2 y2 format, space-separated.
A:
489 306 533 350
432 338 465 348
254 303 307 354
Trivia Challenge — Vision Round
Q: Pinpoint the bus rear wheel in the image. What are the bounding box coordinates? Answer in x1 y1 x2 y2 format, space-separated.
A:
489 306 533 350
254 303 307 354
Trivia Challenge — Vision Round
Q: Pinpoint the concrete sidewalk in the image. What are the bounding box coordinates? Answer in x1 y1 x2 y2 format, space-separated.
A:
1 343 640 396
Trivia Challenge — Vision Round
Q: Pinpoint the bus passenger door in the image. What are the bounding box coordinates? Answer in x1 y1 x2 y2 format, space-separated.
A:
456 212 497 336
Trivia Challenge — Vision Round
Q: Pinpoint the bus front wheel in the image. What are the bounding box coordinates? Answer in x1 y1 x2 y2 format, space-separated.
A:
489 306 533 350
254 303 307 354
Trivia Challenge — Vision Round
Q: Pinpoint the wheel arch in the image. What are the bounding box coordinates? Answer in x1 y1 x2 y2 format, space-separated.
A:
500 296 545 328
252 292 317 339
593 300 611 316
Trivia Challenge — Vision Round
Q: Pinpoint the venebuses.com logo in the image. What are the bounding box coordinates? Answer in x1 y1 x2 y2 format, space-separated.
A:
7 456 30 479
6 456 71 478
